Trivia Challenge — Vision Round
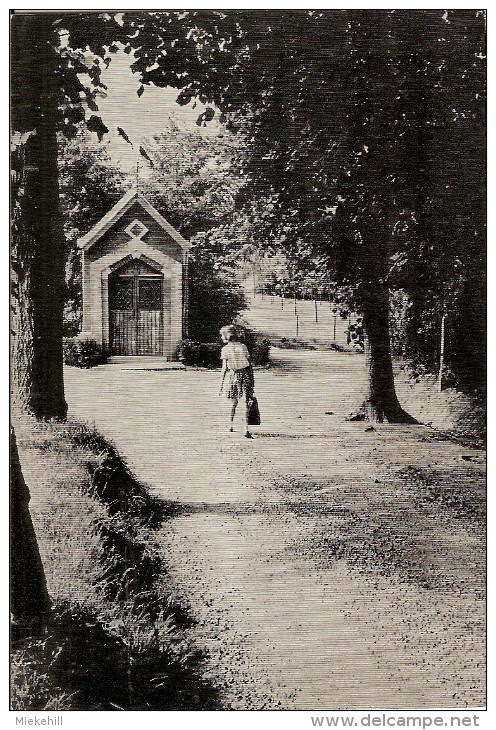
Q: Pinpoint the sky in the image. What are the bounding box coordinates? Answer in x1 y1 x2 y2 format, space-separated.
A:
96 49 221 177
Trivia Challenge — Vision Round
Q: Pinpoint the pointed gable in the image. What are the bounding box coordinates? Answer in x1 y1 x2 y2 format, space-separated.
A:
77 189 191 252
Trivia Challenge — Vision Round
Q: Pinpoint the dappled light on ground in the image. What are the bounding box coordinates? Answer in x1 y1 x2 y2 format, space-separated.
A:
64 344 485 709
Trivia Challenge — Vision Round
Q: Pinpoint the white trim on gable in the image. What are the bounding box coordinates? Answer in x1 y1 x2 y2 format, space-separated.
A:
77 189 191 252
97 239 173 280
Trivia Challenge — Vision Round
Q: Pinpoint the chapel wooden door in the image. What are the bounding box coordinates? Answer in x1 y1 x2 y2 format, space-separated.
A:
109 261 163 355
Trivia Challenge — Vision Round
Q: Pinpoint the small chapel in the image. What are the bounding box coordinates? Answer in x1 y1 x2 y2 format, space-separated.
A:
78 190 190 360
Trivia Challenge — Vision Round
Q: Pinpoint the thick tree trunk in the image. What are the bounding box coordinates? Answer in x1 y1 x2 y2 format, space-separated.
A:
11 14 68 420
10 428 51 636
349 284 417 424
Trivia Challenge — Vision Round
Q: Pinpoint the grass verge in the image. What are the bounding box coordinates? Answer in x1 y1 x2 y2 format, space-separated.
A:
11 417 222 711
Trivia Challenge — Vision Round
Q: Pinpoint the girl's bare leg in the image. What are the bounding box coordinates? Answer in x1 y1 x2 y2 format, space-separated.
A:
230 399 238 431
243 394 251 437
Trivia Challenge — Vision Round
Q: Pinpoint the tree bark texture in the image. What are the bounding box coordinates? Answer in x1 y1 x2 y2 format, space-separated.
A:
353 284 417 424
11 14 68 419
10 427 51 633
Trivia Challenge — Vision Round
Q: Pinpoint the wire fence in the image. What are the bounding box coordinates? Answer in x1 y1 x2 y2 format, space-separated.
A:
244 290 360 349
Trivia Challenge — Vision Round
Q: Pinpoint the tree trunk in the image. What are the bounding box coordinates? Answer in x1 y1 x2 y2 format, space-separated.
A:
10 427 51 636
349 284 417 424
11 14 68 420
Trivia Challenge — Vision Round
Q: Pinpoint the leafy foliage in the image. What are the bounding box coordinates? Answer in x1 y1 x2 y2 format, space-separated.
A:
138 122 242 238
119 10 485 394
59 132 128 329
63 337 107 368
178 341 222 369
178 330 270 368
12 10 485 400
187 233 246 342
59 121 248 341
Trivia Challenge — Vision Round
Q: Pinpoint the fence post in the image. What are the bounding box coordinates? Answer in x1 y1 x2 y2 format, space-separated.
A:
438 311 447 393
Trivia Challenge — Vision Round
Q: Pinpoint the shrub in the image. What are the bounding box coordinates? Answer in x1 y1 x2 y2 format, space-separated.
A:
187 236 247 342
347 318 364 351
63 300 82 337
178 328 271 368
178 340 221 369
63 336 107 368
240 329 271 366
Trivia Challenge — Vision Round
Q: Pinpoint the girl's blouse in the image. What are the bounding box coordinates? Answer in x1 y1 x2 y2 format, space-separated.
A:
221 341 250 371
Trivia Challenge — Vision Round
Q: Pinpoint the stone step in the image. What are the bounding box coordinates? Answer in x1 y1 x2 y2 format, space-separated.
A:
106 357 185 370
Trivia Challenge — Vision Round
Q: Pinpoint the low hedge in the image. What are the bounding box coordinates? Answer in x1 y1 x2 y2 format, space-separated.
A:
178 340 221 369
178 329 271 369
249 336 271 367
63 337 107 368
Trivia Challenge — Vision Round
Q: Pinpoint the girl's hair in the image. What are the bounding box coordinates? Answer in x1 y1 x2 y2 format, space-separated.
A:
220 324 238 341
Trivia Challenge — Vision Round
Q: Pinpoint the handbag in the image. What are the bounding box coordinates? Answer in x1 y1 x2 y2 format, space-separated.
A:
248 395 261 426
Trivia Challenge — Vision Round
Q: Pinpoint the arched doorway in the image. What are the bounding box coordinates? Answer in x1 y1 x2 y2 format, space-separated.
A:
109 258 164 355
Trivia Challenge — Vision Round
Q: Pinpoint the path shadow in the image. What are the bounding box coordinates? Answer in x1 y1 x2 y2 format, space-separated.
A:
267 356 305 376
253 432 329 439
159 497 353 521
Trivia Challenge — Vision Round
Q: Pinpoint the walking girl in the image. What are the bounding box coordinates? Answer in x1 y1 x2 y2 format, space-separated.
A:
218 325 255 438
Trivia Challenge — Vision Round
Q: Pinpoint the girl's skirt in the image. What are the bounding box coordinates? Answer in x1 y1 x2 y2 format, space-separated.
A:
225 366 254 400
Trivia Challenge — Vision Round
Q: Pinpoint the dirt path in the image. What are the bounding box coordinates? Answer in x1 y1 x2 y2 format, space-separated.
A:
65 346 485 710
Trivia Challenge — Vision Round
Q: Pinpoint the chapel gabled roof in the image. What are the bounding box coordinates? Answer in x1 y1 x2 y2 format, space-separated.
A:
77 189 191 251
